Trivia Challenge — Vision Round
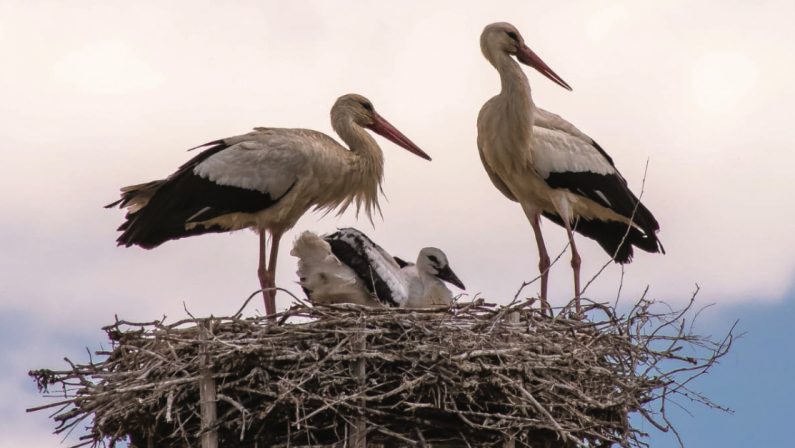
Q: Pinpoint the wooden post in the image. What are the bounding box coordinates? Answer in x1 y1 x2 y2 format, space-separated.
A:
347 322 366 448
199 319 219 448
504 311 519 448
506 311 521 324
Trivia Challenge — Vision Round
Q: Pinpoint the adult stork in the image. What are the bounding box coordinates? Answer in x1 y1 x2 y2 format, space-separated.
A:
108 94 431 315
291 228 465 307
477 22 664 314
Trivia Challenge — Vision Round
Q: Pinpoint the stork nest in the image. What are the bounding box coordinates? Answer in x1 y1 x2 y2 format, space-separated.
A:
29 297 733 447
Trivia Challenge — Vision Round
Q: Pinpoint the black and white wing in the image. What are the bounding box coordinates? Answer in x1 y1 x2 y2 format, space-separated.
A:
323 228 408 307
392 256 413 268
533 109 663 261
290 231 378 306
109 129 308 248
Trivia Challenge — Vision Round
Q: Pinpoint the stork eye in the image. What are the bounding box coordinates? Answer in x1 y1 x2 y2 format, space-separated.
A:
506 31 518 41
361 102 373 112
428 255 439 265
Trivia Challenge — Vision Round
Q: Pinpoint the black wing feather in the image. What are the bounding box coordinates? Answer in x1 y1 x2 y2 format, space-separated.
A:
591 140 614 166
544 170 660 235
113 141 283 248
542 140 663 261
324 229 400 307
543 212 662 264
392 256 412 268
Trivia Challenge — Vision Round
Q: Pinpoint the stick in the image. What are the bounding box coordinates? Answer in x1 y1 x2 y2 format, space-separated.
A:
198 319 218 448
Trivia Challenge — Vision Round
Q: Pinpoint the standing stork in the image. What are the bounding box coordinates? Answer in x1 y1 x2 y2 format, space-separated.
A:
108 94 431 315
477 22 663 314
291 228 465 308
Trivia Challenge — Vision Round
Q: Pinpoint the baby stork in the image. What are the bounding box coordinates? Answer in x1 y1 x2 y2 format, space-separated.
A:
290 228 465 307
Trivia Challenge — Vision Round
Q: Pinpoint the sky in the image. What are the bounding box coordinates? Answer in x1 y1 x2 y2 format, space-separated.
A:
2 0 794 446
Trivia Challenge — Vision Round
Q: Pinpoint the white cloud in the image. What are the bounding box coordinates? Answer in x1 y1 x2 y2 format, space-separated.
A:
53 40 163 95
691 51 759 114
585 4 629 42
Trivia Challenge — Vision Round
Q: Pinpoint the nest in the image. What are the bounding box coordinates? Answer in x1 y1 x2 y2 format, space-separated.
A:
29 297 733 447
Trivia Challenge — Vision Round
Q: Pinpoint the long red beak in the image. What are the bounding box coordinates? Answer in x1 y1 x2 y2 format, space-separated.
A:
368 112 432 161
516 45 572 91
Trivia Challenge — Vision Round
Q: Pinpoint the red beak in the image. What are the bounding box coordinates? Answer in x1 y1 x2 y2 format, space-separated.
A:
516 45 572 91
368 112 432 161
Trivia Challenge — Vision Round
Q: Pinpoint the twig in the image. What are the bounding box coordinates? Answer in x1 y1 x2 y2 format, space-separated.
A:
28 294 733 447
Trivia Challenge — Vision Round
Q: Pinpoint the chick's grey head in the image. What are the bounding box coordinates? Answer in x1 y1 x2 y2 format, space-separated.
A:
417 247 465 290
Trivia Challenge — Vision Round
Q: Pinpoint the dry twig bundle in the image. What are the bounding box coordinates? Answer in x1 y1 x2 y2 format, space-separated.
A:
29 297 733 447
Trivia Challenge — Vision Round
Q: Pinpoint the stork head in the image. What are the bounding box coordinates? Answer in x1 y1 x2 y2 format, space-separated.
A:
416 247 466 290
480 22 572 91
332 94 431 160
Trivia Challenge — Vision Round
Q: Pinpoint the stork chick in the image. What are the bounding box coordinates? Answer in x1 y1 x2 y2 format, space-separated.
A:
291 228 464 308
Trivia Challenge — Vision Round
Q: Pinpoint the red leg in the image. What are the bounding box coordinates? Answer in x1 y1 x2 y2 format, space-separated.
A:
265 231 282 315
563 221 582 316
257 232 276 316
529 214 551 315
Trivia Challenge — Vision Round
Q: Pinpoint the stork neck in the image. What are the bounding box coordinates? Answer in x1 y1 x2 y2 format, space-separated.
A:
496 54 534 117
415 261 438 288
420 272 451 303
330 115 385 220
421 272 440 288
333 117 385 179
487 54 535 146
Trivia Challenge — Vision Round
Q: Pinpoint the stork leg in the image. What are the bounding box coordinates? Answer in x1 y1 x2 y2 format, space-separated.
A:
529 214 552 315
562 221 582 316
257 232 276 316
265 230 283 315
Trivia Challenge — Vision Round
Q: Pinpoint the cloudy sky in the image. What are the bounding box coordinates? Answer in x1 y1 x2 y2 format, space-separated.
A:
2 1 794 446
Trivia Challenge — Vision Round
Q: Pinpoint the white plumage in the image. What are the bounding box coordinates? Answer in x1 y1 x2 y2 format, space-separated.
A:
291 228 465 308
531 112 615 178
290 231 379 306
191 135 309 198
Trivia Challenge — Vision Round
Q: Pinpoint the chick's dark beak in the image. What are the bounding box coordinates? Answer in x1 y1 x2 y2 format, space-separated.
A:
435 265 465 290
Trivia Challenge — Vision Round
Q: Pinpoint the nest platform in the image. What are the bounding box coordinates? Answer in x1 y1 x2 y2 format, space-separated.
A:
29 298 732 447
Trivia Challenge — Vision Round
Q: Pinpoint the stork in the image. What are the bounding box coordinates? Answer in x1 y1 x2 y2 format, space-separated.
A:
108 94 431 315
477 22 664 315
290 228 465 308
